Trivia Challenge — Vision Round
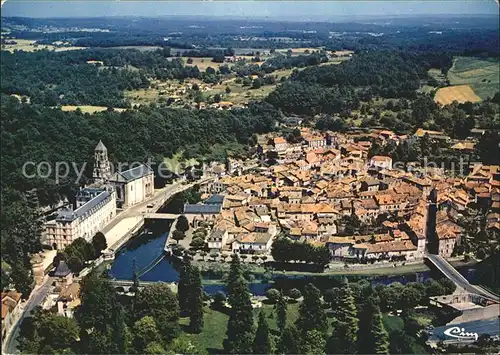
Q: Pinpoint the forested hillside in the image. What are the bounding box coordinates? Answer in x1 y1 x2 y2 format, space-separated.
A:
266 51 454 116
0 95 278 205
0 49 209 106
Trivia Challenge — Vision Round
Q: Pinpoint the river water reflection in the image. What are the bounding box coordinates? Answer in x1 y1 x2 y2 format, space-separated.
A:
109 226 476 295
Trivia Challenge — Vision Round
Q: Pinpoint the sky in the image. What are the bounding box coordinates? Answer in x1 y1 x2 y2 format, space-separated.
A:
1 1 498 19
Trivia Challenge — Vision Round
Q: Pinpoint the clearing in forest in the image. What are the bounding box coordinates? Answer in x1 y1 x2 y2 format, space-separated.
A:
434 85 481 105
60 105 126 114
447 56 499 100
1 39 85 52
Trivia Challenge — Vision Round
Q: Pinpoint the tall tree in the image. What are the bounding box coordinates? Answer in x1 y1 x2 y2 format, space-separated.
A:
110 304 129 354
75 271 117 332
10 262 34 298
135 282 180 343
388 330 414 354
75 271 117 353
1 188 42 297
277 325 301 354
302 330 327 355
178 260 192 314
253 310 272 354
358 294 389 354
92 232 107 257
132 258 140 291
296 283 328 336
18 308 79 354
176 215 190 232
227 253 243 288
370 307 389 354
224 275 255 354
132 316 161 352
38 315 79 352
327 279 358 354
275 290 287 334
188 265 204 334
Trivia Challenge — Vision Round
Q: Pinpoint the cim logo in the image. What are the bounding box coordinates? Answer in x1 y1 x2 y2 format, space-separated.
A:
443 326 479 341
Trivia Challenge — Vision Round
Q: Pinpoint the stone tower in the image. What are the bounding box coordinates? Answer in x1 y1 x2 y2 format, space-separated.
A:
93 140 111 183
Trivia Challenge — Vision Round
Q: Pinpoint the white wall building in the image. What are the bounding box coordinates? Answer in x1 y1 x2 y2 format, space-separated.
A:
43 187 116 250
369 156 393 170
232 233 274 254
109 164 154 208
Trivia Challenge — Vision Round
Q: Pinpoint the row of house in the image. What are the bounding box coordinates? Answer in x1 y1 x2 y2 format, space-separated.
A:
198 125 500 262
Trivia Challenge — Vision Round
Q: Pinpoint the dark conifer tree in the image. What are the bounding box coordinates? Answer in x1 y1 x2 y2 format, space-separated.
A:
178 259 192 314
188 265 204 333
224 255 254 354
327 279 358 354
296 283 328 335
275 290 287 334
252 310 271 354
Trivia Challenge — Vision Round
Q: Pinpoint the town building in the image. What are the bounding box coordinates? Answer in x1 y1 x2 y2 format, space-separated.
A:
43 186 116 250
207 228 229 252
273 137 289 153
232 232 274 254
1 291 22 341
109 164 154 208
369 155 393 170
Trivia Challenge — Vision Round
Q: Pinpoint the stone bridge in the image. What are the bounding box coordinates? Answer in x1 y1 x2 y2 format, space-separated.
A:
425 253 498 301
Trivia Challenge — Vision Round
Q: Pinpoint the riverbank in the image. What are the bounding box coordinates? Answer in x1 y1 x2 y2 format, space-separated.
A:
191 257 478 280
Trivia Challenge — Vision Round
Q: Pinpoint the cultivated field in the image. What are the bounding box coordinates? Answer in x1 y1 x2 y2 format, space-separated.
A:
60 105 126 113
434 85 481 105
447 56 500 100
1 39 85 52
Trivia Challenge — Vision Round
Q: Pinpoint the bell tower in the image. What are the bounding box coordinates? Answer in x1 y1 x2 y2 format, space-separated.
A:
93 140 111 183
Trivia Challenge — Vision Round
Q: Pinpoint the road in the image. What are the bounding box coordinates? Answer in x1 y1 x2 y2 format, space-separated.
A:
426 254 499 301
4 178 215 354
3 277 53 355
102 182 183 234
103 177 213 235
3 181 203 354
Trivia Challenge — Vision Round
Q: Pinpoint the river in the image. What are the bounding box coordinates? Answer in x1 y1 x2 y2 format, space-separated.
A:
108 225 478 296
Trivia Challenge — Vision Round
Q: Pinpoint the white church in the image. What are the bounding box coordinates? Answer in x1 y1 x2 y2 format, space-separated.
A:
43 141 154 250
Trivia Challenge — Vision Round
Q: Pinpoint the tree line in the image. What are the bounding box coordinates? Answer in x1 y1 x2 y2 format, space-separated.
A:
15 251 460 354
271 236 331 268
17 268 204 354
265 50 456 117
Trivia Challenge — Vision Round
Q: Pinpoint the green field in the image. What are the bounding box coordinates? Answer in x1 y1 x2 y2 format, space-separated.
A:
447 56 500 100
179 302 301 353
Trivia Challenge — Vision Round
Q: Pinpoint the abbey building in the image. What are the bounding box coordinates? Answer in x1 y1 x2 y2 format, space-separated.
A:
43 140 154 249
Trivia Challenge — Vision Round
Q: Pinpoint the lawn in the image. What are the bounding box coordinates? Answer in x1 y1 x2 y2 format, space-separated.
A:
182 57 230 70
179 307 229 353
382 314 404 333
419 85 437 94
275 47 325 56
447 56 500 100
428 68 447 86
179 302 301 353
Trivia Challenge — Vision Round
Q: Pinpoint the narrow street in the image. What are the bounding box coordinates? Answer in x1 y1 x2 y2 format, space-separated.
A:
3 277 53 355
3 180 204 354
